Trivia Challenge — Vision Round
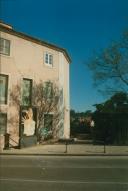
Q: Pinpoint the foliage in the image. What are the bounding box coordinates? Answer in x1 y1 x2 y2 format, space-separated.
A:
70 110 92 136
32 81 64 140
10 81 64 142
93 92 128 145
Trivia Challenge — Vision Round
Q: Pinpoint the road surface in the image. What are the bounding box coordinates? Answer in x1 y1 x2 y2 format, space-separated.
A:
0 155 128 191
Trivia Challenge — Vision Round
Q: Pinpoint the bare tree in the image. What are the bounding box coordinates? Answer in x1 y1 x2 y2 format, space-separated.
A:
9 84 21 136
10 81 64 142
88 29 128 95
32 81 64 141
10 84 21 108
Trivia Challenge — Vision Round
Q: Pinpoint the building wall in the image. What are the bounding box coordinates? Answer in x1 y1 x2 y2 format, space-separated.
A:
58 53 70 138
0 31 60 80
0 30 70 149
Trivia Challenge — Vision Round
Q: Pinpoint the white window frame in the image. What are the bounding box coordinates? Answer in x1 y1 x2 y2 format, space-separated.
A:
44 52 53 67
0 38 10 56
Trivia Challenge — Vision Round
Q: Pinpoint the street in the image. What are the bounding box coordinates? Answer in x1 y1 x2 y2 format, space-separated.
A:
0 156 128 191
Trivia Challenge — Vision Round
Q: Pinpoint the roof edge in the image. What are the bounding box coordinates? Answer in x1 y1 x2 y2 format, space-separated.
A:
0 23 71 63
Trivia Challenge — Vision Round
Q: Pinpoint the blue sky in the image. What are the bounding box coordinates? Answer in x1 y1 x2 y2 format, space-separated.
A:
1 0 128 111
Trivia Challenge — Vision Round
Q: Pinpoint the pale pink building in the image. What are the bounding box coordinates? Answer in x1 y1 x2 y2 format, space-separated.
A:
0 21 71 150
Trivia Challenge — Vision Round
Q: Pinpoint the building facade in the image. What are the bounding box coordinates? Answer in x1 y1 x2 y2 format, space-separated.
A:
0 21 71 149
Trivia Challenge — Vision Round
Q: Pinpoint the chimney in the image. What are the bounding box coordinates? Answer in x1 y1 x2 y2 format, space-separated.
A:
0 21 13 29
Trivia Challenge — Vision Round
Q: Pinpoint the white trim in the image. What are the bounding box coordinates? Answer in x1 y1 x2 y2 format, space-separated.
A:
44 52 53 67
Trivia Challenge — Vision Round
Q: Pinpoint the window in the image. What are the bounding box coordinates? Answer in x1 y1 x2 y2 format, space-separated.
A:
0 113 7 135
0 38 10 55
22 78 32 106
44 114 53 131
43 81 53 99
44 53 53 66
0 74 8 104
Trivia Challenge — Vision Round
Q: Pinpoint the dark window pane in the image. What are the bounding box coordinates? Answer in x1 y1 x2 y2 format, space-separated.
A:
22 79 32 106
0 113 7 135
44 114 53 131
0 74 8 104
49 55 53 65
45 53 48 63
44 82 53 99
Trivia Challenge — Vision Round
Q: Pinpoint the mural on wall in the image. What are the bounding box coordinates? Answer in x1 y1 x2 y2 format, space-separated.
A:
20 107 37 137
19 106 37 148
22 108 35 136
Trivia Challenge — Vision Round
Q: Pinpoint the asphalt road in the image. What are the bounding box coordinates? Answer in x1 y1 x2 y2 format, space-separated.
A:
0 155 128 191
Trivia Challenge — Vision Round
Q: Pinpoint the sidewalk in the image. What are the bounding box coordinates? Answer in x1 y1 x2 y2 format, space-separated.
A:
1 143 128 156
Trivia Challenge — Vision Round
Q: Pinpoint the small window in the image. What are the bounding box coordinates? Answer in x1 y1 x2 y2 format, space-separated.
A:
0 113 7 135
0 74 8 104
43 81 53 99
22 78 32 106
44 53 53 66
0 38 10 56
